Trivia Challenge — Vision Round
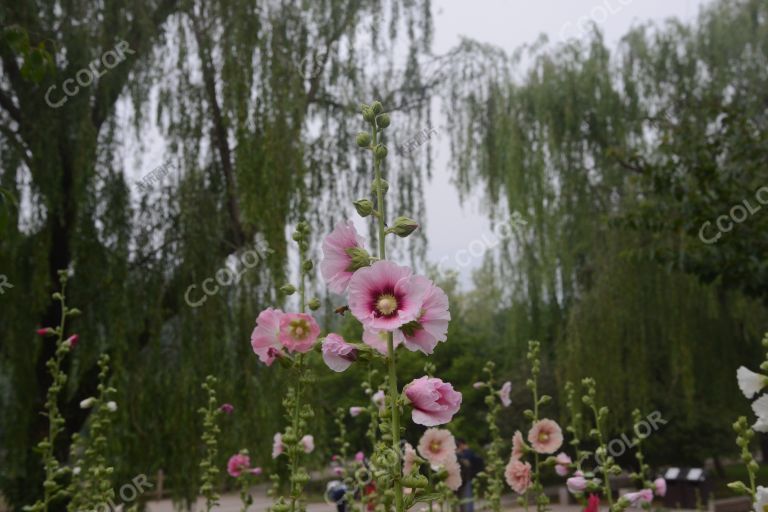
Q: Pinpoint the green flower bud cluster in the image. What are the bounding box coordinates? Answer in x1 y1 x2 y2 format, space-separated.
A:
198 376 223 512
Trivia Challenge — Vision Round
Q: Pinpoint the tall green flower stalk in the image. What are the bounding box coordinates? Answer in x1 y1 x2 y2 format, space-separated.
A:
198 375 223 512
476 362 506 512
523 341 552 512
581 378 620 511
357 100 410 512
25 270 81 512
67 354 117 511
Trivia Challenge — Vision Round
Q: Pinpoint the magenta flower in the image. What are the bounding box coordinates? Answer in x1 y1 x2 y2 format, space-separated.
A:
278 313 320 353
499 381 512 407
219 403 235 414
404 376 462 426
320 220 367 294
272 433 285 459
64 334 79 350
654 477 667 497
350 406 365 417
527 418 563 454
396 277 450 355
251 308 284 365
333 467 343 476
417 428 457 465
505 458 532 494
227 453 251 477
554 452 572 476
250 467 263 475
355 451 365 463
301 435 315 453
36 327 52 336
624 489 654 507
321 333 358 372
348 261 428 331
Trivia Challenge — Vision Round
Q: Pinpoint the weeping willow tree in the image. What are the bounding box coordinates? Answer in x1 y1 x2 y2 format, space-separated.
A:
0 0 441 507
444 0 768 464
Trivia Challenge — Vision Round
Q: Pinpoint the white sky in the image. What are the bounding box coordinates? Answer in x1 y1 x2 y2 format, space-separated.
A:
423 0 707 287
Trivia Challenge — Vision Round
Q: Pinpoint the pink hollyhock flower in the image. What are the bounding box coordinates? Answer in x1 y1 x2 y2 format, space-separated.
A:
654 478 667 497
355 451 365 463
624 489 653 507
348 261 428 331
372 390 386 410
511 431 527 460
499 381 512 407
250 467 262 475
63 334 79 350
417 428 458 465
555 452 572 476
272 433 285 459
251 308 284 365
36 327 52 336
444 457 463 491
278 313 320 353
219 403 235 414
403 443 418 476
320 220 367 294
404 376 462 427
528 418 563 454
586 494 600 512
227 453 251 477
504 458 532 494
567 471 587 494
395 277 450 355
301 435 315 453
350 406 365 417
363 328 402 354
333 467 343 476
321 333 357 372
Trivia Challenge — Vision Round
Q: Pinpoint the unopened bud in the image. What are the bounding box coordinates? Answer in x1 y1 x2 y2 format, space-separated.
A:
371 101 383 114
80 397 96 409
302 260 314 272
362 107 375 123
386 217 419 238
376 113 390 129
308 298 321 311
280 284 297 295
354 199 374 217
345 247 371 272
374 144 388 161
356 132 372 148
371 179 389 195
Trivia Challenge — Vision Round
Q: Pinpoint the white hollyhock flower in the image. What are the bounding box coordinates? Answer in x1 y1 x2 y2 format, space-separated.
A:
79 397 96 409
752 395 768 432
754 486 768 512
106 401 117 412
738 367 767 399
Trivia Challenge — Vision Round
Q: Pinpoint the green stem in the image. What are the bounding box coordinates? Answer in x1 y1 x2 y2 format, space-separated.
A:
591 404 614 510
372 122 404 512
289 241 308 512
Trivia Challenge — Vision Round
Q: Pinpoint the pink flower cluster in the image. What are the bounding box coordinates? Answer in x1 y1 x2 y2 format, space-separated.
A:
505 419 564 494
226 453 262 478
251 309 320 366
409 428 462 491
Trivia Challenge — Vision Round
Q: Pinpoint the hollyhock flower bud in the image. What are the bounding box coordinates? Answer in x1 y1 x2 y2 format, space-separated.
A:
280 283 296 295
356 132 372 147
219 403 235 414
654 477 667 497
355 451 365 463
624 489 653 507
362 107 375 123
417 428 457 465
376 113 390 129
251 308 285 366
308 297 321 311
404 376 462 426
278 313 320 353
321 333 358 372
371 178 389 195
511 431 528 460
63 334 79 350
354 199 374 217
80 397 96 409
567 472 587 494
36 327 54 336
403 442 418 476
320 221 368 295
473 382 485 389
737 366 767 399
498 381 512 407
505 459 532 494
250 467 263 475
227 453 251 477
106 401 117 412
374 144 388 161
371 390 386 410
554 452 572 476
302 260 313 272
371 101 383 114
349 406 365 417
387 216 418 238
300 435 315 453
272 433 285 458
528 419 563 454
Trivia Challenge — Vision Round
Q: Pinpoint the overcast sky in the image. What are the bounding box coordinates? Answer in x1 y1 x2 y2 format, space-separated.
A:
422 0 708 287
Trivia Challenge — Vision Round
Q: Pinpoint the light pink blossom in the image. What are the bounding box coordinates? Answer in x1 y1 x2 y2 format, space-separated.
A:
624 489 654 507
250 308 284 365
227 453 251 477
528 419 563 454
278 313 320 353
511 431 527 460
348 261 428 331
272 433 285 459
555 452 572 476
320 220 367 294
444 457 463 491
250 467 262 475
321 333 357 372
654 478 667 497
499 381 512 407
505 458 532 494
396 277 450 355
350 406 365 417
355 451 365 463
362 327 401 354
417 428 457 465
404 376 462 427
403 442 418 476
472 382 485 389
372 390 386 410
567 471 587 494
301 435 315 453
219 403 234 414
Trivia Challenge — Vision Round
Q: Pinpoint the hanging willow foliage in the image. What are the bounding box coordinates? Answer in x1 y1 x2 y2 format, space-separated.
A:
442 0 768 463
0 0 437 506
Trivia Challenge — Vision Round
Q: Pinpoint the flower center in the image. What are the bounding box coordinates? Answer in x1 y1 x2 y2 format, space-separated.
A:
290 319 309 339
538 432 549 442
430 441 442 453
376 294 398 315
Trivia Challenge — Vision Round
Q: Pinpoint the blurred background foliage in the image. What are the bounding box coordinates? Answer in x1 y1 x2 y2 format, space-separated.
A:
1 0 767 508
